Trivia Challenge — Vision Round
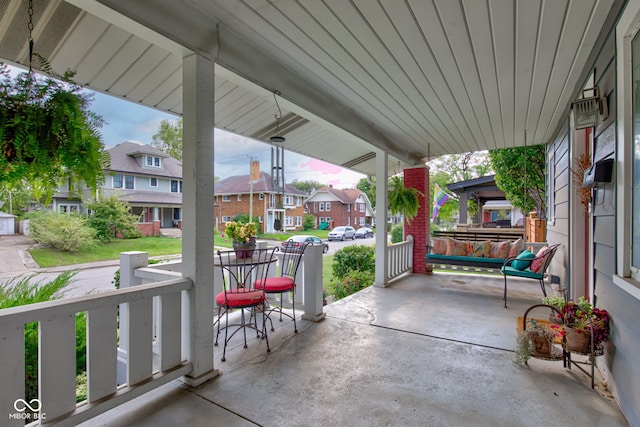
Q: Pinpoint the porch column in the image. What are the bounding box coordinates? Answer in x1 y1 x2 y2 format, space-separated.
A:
374 151 389 287
458 192 468 225
403 166 429 274
181 54 218 385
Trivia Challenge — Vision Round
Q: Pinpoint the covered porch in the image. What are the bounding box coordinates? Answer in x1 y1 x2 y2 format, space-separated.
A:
79 273 627 426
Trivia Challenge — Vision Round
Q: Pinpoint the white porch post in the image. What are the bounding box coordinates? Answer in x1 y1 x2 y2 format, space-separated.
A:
181 53 218 385
374 150 389 287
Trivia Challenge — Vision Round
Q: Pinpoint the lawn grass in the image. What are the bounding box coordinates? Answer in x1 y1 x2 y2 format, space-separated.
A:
29 237 184 267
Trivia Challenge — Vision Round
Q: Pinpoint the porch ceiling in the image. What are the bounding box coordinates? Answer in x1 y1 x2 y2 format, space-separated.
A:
0 0 624 178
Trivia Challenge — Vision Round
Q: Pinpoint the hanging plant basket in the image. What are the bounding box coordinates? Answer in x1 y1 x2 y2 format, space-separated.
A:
0 62 107 189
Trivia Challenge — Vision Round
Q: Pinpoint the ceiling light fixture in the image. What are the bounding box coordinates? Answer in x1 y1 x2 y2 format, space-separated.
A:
270 90 286 144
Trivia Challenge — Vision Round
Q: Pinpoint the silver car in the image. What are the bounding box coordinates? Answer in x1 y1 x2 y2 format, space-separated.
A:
328 226 356 241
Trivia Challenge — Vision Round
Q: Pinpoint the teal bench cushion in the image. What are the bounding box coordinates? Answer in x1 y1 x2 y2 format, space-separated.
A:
500 265 543 279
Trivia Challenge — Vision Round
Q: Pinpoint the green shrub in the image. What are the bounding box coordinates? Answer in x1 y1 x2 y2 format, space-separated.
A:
330 245 375 300
29 211 96 251
303 213 316 230
332 269 375 300
390 223 404 243
85 194 142 242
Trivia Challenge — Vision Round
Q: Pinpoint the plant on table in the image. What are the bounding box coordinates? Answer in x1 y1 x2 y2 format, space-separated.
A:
224 221 258 243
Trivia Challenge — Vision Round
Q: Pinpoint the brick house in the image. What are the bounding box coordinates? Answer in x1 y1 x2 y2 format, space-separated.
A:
305 186 374 229
53 141 183 237
214 171 307 233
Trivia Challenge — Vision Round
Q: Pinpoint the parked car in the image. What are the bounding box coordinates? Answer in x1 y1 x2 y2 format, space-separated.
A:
281 235 329 253
327 226 356 241
354 227 374 238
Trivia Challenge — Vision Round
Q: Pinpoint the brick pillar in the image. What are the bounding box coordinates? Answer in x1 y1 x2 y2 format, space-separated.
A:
403 166 430 274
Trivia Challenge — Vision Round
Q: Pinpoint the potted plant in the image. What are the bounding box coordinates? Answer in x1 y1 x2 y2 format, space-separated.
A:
224 221 258 258
388 175 424 224
544 296 610 354
514 318 561 363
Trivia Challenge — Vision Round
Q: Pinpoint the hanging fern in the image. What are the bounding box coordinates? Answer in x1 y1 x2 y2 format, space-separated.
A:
388 175 424 224
0 61 108 193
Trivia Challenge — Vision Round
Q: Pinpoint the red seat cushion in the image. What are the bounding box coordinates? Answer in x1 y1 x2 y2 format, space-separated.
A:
254 277 295 292
215 289 265 307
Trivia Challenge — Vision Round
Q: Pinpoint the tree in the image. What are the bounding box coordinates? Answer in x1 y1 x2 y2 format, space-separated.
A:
290 179 324 195
85 194 142 242
356 177 376 208
0 64 108 194
488 145 546 217
428 151 493 182
151 118 183 160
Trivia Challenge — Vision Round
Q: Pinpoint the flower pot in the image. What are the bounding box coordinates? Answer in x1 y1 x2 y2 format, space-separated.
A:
526 331 552 358
564 326 591 353
233 237 256 259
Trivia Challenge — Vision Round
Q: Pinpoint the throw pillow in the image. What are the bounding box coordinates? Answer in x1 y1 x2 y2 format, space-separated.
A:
530 246 550 273
446 237 468 256
508 238 525 258
431 237 448 255
467 240 491 257
512 249 535 270
489 240 511 259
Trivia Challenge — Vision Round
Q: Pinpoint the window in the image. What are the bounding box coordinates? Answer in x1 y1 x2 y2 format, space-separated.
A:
171 180 182 193
325 217 331 225
284 195 293 205
325 202 331 211
258 216 263 223
360 203 365 212
296 196 302 206
359 217 365 225
319 202 324 212
150 177 158 187
259 193 264 200
296 216 302 226
269 194 276 209
285 216 293 226
222 216 232 222
237 194 242 201
146 155 161 168
125 175 134 190
222 195 231 202
632 31 640 273
347 204 351 212
113 174 123 188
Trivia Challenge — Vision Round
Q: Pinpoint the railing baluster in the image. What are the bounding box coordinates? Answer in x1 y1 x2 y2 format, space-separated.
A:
87 307 118 402
127 298 153 385
0 323 24 420
40 314 77 420
159 293 182 371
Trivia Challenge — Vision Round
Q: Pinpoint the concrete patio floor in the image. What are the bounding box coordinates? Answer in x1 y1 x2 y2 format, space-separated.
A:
81 273 629 426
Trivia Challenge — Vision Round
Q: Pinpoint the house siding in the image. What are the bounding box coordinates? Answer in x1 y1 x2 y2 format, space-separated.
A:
547 16 640 424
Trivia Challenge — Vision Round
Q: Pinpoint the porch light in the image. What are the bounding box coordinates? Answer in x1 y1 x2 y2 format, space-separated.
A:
571 87 607 129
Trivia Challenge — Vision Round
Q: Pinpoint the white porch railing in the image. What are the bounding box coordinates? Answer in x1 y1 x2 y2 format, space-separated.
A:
386 235 414 282
0 276 192 427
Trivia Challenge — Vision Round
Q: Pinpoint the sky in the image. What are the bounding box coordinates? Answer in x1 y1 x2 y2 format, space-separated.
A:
89 91 365 189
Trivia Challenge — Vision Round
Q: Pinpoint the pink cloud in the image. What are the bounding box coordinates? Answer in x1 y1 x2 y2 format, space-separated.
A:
300 158 343 174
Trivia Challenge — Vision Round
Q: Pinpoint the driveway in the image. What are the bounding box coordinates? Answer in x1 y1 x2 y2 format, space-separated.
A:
0 234 38 280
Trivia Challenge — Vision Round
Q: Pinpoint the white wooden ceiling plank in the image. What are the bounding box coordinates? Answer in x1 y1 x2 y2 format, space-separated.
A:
489 0 516 146
255 0 429 147
407 0 478 152
91 36 149 91
513 0 542 145
526 0 570 140
374 0 463 152
110 44 169 95
305 0 446 151
128 54 181 101
437 0 494 152
49 14 109 73
463 0 503 150
143 67 181 107
538 0 608 143
72 24 130 84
